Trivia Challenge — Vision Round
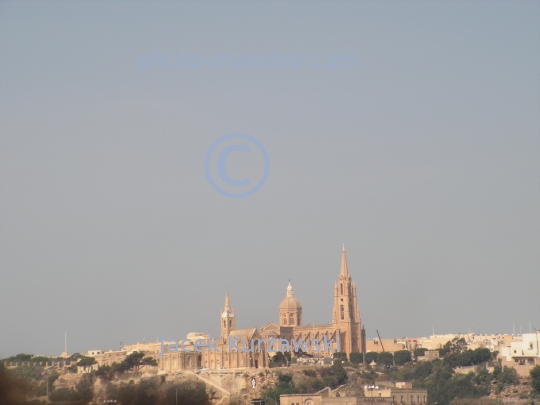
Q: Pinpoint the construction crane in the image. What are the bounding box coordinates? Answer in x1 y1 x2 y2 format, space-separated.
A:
376 329 385 352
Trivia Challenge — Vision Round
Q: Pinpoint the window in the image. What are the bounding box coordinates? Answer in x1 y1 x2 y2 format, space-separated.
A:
289 313 295 326
341 283 343 295
229 319 232 327
340 305 344 320
283 314 287 325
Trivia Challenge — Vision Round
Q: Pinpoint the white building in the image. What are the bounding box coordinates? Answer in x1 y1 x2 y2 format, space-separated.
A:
499 332 540 376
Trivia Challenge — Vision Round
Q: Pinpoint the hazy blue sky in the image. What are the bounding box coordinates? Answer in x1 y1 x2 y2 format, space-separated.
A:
1 1 539 358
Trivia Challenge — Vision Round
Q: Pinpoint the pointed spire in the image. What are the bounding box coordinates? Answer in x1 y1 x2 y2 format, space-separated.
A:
340 244 349 275
224 290 231 311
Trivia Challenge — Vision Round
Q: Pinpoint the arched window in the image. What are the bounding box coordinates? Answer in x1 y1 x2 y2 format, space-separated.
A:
341 283 343 295
289 313 294 326
340 305 344 320
282 314 287 325
229 319 232 328
223 320 226 327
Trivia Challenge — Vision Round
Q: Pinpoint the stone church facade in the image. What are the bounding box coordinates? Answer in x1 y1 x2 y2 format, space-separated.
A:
120 246 364 371
261 245 365 358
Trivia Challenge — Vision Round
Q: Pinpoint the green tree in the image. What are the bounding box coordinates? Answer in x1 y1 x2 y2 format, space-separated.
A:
414 348 428 359
77 356 97 373
378 352 393 367
30 356 51 363
330 359 348 385
95 364 116 380
333 352 348 362
457 350 475 367
349 352 363 364
365 352 378 364
262 373 299 404
530 365 540 393
471 348 491 365
494 366 518 393
46 370 61 387
118 351 158 373
6 353 33 363
73 374 94 404
394 350 412 366
270 351 289 367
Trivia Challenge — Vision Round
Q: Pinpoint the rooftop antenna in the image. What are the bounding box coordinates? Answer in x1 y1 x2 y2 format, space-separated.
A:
530 320 532 334
513 324 515 337
64 331 67 354
520 325 522 336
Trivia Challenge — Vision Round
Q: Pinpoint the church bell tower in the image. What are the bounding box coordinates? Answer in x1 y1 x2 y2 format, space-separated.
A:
221 291 235 341
332 244 362 355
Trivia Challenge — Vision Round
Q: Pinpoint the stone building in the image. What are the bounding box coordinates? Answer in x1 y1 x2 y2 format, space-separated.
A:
150 292 269 372
280 383 427 405
87 245 364 371
499 332 540 376
261 245 364 358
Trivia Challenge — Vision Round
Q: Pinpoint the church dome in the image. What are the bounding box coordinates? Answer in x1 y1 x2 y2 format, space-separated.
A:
279 281 302 310
279 296 302 310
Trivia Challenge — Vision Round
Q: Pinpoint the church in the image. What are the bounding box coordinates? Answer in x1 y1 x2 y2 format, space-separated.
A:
124 245 365 371
260 244 365 358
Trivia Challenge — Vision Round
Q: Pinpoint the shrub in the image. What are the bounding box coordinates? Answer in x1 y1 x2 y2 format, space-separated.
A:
302 369 317 377
349 352 363 364
394 350 412 366
365 352 378 364
531 365 540 393
333 352 348 362
378 352 393 367
414 348 428 359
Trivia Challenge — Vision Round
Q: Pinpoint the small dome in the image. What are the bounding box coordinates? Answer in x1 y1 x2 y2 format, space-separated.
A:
279 296 302 310
279 281 302 309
